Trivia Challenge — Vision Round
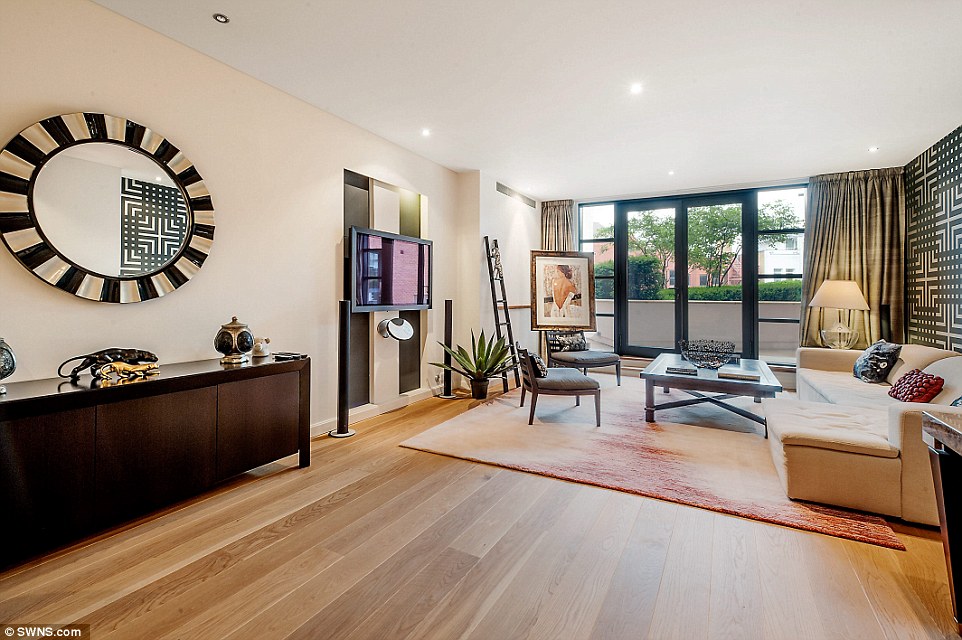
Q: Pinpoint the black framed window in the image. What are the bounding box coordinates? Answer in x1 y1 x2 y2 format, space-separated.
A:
578 184 806 365
578 203 615 352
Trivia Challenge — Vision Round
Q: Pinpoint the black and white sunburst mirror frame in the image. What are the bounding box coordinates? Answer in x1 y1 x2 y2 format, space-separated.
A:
0 112 215 303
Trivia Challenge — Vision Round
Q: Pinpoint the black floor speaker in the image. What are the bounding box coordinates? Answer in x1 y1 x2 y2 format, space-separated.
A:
330 299 356 437
439 299 457 399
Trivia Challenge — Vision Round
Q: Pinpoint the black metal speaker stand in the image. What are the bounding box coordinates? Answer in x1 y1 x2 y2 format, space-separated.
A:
330 299 356 438
439 299 456 399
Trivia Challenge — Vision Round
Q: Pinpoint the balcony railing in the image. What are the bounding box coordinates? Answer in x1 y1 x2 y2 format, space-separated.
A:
586 299 801 364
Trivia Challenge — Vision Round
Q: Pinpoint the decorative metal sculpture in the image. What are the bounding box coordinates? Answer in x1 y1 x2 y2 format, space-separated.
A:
0 337 15 394
58 348 159 380
491 239 504 280
679 339 736 369
94 361 160 381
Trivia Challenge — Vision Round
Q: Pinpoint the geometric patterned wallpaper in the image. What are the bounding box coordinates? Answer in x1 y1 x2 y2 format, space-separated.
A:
905 123 962 352
119 177 189 277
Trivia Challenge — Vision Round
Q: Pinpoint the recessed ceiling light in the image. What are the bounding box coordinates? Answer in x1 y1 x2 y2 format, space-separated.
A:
212 13 230 24
668 170 675 176
630 83 643 95
155 176 163 182
421 128 431 137
868 146 880 152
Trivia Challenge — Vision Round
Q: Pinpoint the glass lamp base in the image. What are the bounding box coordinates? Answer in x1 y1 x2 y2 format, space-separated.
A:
820 323 859 350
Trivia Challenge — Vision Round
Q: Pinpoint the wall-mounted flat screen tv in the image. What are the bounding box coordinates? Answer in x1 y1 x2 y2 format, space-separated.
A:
350 226 432 312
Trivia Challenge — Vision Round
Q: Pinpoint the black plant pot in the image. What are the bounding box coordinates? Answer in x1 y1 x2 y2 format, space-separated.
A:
470 378 489 400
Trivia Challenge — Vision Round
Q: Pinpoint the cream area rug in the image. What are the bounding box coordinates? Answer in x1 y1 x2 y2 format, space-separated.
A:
401 375 905 550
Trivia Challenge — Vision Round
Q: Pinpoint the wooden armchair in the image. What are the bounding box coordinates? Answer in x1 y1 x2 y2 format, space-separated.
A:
517 347 601 427
545 330 621 385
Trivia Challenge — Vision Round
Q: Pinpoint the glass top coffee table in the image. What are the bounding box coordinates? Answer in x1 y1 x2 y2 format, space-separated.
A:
640 353 782 436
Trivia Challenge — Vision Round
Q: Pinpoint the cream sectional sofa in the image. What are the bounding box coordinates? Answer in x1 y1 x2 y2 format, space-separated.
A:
762 344 962 526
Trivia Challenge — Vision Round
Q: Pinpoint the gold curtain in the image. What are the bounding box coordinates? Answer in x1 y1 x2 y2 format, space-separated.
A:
541 200 575 250
800 168 905 348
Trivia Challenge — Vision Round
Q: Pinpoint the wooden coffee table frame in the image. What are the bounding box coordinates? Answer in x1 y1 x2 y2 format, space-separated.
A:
640 353 782 437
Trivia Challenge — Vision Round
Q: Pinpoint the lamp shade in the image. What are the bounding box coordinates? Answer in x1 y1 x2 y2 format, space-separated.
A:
808 280 870 310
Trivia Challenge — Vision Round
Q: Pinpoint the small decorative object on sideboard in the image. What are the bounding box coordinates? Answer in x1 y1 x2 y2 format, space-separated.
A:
94 361 160 381
679 339 736 369
58 348 158 380
215 316 255 364
0 337 15 395
252 337 272 358
273 352 307 361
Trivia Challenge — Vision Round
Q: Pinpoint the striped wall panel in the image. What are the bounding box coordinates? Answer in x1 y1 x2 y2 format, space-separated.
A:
0 112 214 303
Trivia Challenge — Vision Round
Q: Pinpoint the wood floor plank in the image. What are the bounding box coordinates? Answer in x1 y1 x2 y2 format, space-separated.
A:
463 485 611 640
646 505 715 640
218 464 498 640
588 498 678 639
843 537 948 640
754 523 830 640
82 453 457 639
403 481 581 640
448 472 553 558
707 513 764 640
0 463 373 622
285 469 520 640
525 490 642 640
0 394 954 640
342 547 480 640
795 533 888 640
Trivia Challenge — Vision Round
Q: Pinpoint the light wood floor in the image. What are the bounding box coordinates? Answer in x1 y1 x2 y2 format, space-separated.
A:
0 394 957 639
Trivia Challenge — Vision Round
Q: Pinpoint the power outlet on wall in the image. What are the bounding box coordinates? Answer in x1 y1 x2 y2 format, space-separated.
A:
434 373 442 384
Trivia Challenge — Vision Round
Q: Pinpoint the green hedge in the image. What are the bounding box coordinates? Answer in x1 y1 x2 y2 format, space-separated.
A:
656 279 802 301
594 256 663 300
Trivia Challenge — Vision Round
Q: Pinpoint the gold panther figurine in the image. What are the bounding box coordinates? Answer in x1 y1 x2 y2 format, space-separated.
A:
95 361 160 380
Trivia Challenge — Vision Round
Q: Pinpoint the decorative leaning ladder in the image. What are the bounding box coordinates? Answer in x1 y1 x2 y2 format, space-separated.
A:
483 236 521 393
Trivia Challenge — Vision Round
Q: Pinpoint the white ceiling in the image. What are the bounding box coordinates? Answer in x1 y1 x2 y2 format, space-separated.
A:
91 0 962 202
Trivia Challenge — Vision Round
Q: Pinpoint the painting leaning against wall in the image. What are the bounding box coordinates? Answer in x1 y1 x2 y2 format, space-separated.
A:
530 250 596 331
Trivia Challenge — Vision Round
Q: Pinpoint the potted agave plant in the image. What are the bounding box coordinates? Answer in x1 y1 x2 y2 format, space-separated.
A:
431 330 515 399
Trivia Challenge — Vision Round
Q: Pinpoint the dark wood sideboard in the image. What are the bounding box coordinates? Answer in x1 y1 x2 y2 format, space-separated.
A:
923 411 962 635
0 357 310 569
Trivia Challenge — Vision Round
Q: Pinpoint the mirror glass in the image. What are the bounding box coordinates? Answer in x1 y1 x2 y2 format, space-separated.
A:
33 143 190 277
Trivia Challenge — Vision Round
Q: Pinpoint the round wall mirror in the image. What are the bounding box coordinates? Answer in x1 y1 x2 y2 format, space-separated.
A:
0 112 215 303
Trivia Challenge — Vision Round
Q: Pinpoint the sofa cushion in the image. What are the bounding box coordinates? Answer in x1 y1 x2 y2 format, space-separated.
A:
923 355 962 404
547 331 588 352
763 399 897 458
550 350 620 366
886 344 960 384
538 368 600 391
853 340 902 383
529 353 548 377
888 369 944 402
796 368 899 408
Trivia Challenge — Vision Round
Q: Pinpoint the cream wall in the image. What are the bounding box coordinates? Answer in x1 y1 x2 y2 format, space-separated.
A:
478 174 541 352
0 0 477 426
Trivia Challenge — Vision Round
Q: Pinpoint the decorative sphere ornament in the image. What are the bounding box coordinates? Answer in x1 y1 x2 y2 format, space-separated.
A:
214 317 254 364
0 337 15 394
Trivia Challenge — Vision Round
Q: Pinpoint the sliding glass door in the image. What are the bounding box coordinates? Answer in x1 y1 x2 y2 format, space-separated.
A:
581 185 805 363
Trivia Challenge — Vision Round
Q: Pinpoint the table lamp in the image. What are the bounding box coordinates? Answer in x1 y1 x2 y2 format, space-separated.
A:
808 280 870 349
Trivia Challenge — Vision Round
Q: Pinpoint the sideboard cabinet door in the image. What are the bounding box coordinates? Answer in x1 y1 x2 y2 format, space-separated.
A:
216 372 299 481
0 408 95 566
95 388 216 527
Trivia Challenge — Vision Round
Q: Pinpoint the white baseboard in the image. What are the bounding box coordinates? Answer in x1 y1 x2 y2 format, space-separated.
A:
310 387 437 438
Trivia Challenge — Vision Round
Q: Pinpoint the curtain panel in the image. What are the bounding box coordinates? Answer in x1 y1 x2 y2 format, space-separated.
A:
801 168 906 349
541 200 575 251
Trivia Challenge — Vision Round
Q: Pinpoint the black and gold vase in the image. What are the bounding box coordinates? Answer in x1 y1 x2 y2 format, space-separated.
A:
0 337 15 394
214 317 254 364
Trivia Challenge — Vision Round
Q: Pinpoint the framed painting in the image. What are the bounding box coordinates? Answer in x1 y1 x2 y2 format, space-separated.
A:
530 250 596 331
